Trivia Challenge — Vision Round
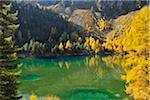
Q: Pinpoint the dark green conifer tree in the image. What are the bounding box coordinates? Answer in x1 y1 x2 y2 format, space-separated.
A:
0 0 21 99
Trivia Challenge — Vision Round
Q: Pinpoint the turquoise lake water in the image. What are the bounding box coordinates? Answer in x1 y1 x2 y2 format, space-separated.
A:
19 55 129 100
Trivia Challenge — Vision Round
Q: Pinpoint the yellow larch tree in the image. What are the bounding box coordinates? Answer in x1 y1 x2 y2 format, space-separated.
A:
84 36 102 53
96 18 109 32
65 40 72 50
102 6 150 99
103 53 150 99
103 6 150 54
58 42 64 51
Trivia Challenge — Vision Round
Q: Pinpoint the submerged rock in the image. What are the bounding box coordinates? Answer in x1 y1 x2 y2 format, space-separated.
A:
21 74 40 81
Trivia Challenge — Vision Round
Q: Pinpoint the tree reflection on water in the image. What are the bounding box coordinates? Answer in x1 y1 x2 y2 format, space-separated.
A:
102 53 149 99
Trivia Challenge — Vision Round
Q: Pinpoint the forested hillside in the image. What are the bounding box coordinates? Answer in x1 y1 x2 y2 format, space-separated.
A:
11 2 85 47
11 0 148 48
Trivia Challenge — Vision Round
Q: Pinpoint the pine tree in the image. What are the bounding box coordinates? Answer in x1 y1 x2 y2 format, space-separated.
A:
0 0 21 99
27 30 31 41
47 27 58 48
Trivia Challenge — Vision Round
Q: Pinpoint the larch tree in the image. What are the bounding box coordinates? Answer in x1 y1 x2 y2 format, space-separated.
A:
102 6 150 99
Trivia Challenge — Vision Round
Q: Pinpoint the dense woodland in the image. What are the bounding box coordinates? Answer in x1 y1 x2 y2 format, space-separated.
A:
8 0 147 56
0 0 149 100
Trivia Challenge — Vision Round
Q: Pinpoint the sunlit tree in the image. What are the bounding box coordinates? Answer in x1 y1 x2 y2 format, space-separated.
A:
96 18 109 32
58 42 64 51
65 40 72 50
103 53 149 99
102 6 150 99
103 6 150 55
84 36 102 53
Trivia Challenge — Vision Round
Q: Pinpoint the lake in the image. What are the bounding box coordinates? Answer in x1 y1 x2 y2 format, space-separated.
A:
19 55 129 100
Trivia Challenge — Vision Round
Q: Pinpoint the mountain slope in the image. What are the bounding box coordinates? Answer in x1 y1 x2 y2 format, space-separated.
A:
68 9 101 30
11 2 82 46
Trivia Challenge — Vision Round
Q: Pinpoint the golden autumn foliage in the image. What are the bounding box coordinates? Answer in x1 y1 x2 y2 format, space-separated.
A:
96 18 109 31
102 53 150 100
78 37 82 44
29 93 37 100
28 93 60 100
58 42 64 51
65 40 72 50
95 39 102 53
103 6 150 54
84 36 102 53
121 54 149 100
102 6 150 99
84 37 90 50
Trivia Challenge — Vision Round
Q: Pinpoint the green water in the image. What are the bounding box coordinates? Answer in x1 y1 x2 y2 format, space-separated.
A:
19 55 129 100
